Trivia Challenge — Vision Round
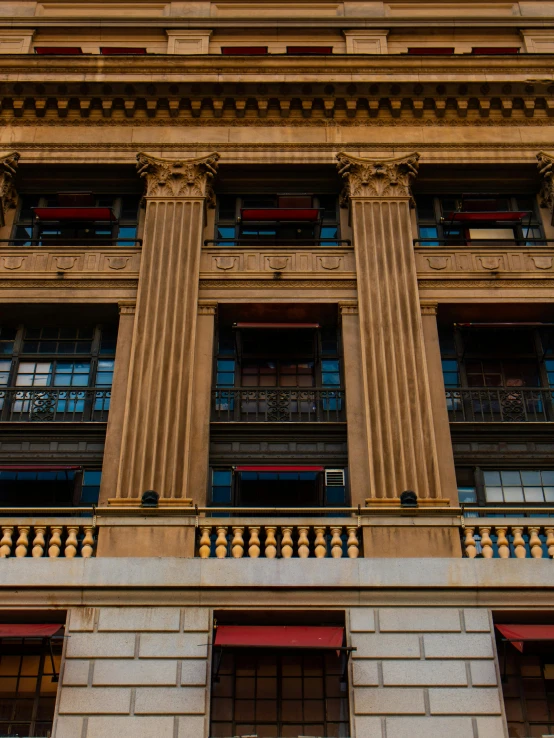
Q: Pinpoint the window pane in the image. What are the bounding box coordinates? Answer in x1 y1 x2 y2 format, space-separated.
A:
483 471 501 486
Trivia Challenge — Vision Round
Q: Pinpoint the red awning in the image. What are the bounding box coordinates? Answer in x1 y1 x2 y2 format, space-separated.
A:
221 47 268 55
100 47 147 55
408 48 454 55
235 466 324 472
0 624 62 638
215 625 344 649
444 211 528 223
496 625 554 652
234 322 319 329
33 207 117 222
241 208 321 222
472 47 520 55
287 46 333 55
0 465 81 471
35 47 83 55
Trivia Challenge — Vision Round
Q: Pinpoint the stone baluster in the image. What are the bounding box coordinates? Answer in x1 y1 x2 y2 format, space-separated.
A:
265 527 277 559
32 526 46 558
496 527 510 559
15 526 30 557
512 526 527 558
463 527 477 558
346 526 360 558
314 527 327 558
65 527 79 558
330 527 343 558
231 527 245 558
198 526 212 558
281 527 293 558
248 527 261 558
529 526 543 559
81 526 96 558
48 526 63 558
479 527 493 559
297 527 310 558
215 527 228 559
0 526 13 558
546 527 554 559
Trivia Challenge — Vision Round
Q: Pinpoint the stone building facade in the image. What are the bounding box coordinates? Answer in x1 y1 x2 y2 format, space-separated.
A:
0 1 553 737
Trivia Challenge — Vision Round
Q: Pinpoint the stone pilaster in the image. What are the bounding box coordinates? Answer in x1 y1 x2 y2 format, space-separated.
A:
0 151 20 228
537 151 554 224
337 152 443 503
114 152 220 502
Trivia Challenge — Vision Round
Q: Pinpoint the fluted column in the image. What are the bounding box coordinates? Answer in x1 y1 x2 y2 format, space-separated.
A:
537 151 554 229
98 301 136 505
114 152 220 502
337 152 442 503
0 151 20 231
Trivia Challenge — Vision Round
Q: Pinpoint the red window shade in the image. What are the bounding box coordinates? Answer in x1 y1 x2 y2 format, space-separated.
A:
35 47 83 55
0 465 81 471
241 208 320 222
235 466 324 472
234 323 320 329
221 47 268 55
33 207 117 222
496 625 554 652
287 46 333 55
0 624 62 638
100 47 147 55
215 625 344 649
472 47 520 55
445 211 528 223
408 47 454 55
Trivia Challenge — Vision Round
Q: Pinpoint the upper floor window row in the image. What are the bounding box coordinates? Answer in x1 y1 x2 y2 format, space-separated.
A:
416 194 544 247
213 194 341 246
12 193 141 247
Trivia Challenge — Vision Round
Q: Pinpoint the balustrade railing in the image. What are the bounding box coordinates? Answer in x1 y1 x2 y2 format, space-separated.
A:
462 520 554 559
0 387 110 422
212 388 345 422
197 522 360 559
446 387 554 422
0 520 96 558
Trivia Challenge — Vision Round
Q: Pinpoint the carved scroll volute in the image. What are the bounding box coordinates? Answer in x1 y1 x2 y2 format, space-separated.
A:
136 152 220 200
336 152 420 202
0 151 20 223
537 151 554 219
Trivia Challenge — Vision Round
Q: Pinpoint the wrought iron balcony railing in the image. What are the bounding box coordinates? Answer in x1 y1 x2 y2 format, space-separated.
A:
211 388 345 422
445 386 554 422
0 387 110 422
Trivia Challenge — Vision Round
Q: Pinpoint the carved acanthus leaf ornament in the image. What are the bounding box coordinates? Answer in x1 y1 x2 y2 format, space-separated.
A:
0 151 20 215
136 152 220 199
336 152 420 200
537 151 554 215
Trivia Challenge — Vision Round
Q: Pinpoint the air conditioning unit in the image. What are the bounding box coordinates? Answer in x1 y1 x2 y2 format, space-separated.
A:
324 469 345 486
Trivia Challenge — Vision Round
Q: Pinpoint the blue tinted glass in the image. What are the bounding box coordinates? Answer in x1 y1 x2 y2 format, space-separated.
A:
443 373 459 387
0 472 16 480
213 471 232 486
419 227 439 245
212 486 232 504
84 470 102 486
442 360 458 371
18 472 37 480
217 227 235 239
217 360 235 371
80 486 100 504
458 487 477 503
322 360 339 372
326 486 346 505
240 472 257 481
258 473 278 480
298 472 318 480
278 473 298 481
117 226 137 242
216 373 234 386
322 373 340 386
37 472 56 480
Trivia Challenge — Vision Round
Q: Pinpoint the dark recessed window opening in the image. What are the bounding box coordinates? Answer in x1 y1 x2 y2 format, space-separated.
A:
0 468 101 508
34 47 83 55
221 46 268 55
472 47 520 55
408 47 455 55
100 47 147 55
286 46 333 55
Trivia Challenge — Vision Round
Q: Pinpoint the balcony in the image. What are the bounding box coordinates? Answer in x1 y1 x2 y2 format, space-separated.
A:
445 386 554 422
462 512 554 559
0 387 110 422
211 388 345 422
0 514 96 558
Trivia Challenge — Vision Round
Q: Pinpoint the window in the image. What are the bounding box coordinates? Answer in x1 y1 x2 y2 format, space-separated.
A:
12 194 140 246
0 467 100 507
214 194 340 246
100 47 147 55
484 470 554 504
0 632 62 737
34 47 83 55
408 47 454 54
472 47 520 55
211 639 349 737
221 47 268 55
0 324 116 421
286 46 333 54
415 194 544 246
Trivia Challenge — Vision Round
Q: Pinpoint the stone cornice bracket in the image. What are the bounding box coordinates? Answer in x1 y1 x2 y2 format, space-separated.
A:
198 301 217 316
339 301 359 315
537 151 554 219
420 300 438 316
118 300 136 316
336 152 420 202
136 152 220 199
0 151 20 222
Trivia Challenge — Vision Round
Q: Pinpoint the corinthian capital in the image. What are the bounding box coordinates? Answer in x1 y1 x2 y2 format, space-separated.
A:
537 151 554 216
0 151 20 218
336 152 419 201
136 152 220 198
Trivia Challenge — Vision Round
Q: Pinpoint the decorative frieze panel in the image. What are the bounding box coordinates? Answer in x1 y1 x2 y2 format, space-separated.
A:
415 248 554 278
0 248 141 278
200 248 355 277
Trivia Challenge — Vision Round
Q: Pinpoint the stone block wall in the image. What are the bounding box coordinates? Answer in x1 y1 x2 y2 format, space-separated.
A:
350 607 507 738
53 606 211 738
